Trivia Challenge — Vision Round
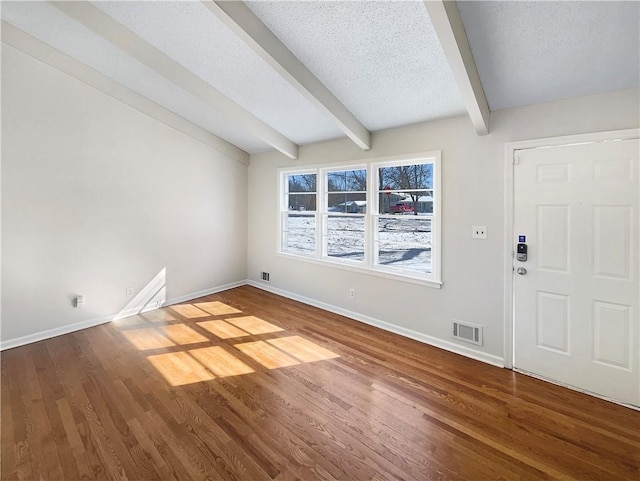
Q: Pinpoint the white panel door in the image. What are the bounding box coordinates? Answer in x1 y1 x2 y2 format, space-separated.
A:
513 139 639 406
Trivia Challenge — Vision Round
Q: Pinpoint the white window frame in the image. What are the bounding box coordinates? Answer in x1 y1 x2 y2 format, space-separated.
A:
320 165 368 265
278 151 442 288
280 170 318 257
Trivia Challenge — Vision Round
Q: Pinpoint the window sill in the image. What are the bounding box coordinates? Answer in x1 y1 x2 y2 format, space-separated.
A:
276 251 442 289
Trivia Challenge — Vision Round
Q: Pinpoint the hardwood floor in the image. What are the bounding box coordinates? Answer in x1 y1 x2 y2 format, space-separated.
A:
2 285 639 480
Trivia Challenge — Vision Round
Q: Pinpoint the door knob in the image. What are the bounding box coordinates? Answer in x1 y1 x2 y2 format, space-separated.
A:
517 267 527 275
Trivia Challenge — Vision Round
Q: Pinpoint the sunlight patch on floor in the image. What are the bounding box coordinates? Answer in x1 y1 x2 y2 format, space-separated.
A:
112 315 149 328
169 304 210 319
161 324 209 345
115 302 339 386
122 328 175 350
189 346 254 377
194 301 242 316
147 352 215 386
142 309 177 322
196 320 250 339
226 316 284 335
234 340 300 369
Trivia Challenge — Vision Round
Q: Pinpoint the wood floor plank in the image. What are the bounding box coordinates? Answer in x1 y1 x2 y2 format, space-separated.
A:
196 320 251 340
2 285 639 480
226 316 284 335
194 301 242 316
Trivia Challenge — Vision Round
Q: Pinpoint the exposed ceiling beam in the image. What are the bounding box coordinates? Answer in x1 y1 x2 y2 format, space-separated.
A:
49 1 299 159
2 22 250 165
203 0 371 151
424 0 490 135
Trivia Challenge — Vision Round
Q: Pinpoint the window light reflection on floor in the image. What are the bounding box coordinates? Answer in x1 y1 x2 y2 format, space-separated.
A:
115 303 339 386
197 320 251 339
147 352 215 386
169 304 210 319
189 346 254 377
226 316 283 335
194 301 242 316
122 328 175 350
161 324 209 345
142 309 177 323
234 340 300 369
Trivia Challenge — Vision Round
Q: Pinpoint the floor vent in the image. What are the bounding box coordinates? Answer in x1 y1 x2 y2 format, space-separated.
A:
260 271 270 282
452 321 483 346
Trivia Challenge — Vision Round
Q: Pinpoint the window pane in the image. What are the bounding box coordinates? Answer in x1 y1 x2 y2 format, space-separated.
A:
284 214 315 254
379 164 433 191
327 192 366 213
327 169 366 192
378 190 433 214
327 172 346 192
288 193 316 211
345 169 367 191
288 174 316 193
376 217 432 274
326 215 365 261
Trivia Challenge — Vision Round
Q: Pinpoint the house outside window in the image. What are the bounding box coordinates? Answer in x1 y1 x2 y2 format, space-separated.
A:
279 152 441 287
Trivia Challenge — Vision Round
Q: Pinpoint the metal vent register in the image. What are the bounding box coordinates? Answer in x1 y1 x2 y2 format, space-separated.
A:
452 321 483 346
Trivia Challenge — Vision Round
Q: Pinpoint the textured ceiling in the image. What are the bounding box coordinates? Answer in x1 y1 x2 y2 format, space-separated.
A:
246 0 467 131
93 1 344 145
457 1 640 110
1 1 270 153
2 1 638 156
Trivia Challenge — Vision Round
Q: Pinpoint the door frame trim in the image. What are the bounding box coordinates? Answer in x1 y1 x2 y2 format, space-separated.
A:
503 128 640 370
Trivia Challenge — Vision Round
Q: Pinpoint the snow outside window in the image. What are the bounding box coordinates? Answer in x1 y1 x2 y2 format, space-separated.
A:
282 172 317 255
375 162 434 276
279 152 441 286
324 168 367 262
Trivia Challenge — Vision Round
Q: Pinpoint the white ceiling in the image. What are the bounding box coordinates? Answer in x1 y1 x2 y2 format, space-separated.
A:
246 0 466 131
457 1 640 110
93 1 344 145
1 1 638 157
1 1 270 152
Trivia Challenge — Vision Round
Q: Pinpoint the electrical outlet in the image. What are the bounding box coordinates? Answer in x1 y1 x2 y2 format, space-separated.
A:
349 288 356 299
472 226 487 239
126 287 135 297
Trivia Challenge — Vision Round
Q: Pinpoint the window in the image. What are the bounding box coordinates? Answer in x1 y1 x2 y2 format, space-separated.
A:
282 172 316 255
375 161 434 276
324 168 367 262
279 153 441 286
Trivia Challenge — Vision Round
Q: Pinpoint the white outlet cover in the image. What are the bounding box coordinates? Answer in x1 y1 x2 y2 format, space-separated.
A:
472 226 488 239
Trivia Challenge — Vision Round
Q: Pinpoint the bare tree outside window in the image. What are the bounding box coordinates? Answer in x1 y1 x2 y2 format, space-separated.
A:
379 164 433 215
287 174 316 211
280 155 440 282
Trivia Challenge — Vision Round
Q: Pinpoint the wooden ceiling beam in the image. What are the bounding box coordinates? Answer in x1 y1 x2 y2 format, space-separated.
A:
204 1 371 150
2 22 250 165
50 1 299 159
424 0 490 135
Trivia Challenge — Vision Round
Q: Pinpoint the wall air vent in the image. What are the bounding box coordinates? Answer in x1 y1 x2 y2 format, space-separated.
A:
260 271 270 283
452 321 483 346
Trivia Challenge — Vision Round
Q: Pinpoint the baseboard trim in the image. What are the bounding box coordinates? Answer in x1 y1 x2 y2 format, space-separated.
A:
0 315 113 351
165 280 247 306
247 280 505 368
0 280 248 351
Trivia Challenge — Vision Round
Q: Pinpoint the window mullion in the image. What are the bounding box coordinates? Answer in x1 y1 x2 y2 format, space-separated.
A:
317 168 324 259
367 163 376 269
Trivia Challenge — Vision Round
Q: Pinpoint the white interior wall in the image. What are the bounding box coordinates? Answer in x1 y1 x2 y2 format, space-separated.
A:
247 87 640 364
1 46 248 344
